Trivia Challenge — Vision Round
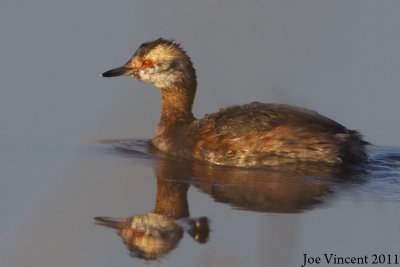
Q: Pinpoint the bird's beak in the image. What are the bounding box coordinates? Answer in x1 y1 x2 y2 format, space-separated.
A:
101 66 137 77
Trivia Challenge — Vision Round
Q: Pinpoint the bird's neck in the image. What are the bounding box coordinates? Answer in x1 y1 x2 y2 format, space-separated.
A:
161 84 195 121
153 83 196 149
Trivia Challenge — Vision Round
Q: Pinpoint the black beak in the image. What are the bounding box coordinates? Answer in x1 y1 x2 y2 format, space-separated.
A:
101 66 135 77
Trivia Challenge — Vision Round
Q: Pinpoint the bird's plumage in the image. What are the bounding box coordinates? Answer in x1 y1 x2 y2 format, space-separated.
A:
102 38 368 167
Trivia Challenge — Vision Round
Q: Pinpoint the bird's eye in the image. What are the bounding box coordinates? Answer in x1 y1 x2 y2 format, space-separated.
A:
142 59 153 67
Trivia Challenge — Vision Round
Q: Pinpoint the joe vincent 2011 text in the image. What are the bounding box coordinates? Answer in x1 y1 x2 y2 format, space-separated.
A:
300 253 400 266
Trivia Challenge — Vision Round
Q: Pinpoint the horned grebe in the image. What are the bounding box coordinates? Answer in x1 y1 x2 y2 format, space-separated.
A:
101 38 368 167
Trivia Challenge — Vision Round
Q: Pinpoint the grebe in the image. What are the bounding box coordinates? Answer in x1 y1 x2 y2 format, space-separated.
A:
101 38 368 167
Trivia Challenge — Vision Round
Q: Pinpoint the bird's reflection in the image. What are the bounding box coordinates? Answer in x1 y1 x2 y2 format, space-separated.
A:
95 160 209 260
95 139 363 260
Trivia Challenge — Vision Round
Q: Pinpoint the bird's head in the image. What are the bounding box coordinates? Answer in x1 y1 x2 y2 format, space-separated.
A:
101 38 196 90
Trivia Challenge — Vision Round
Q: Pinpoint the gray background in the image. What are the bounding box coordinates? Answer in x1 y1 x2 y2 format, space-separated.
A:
1 0 399 146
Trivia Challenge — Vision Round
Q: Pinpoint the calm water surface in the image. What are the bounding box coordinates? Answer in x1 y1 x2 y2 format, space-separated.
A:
1 139 398 267
2 2 400 266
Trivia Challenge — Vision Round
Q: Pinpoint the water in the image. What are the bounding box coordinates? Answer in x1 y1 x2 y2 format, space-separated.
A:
1 1 400 266
72 143 400 267
2 139 399 267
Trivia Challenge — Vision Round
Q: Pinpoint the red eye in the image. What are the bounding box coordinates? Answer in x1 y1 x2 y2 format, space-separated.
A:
142 59 153 67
